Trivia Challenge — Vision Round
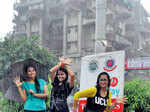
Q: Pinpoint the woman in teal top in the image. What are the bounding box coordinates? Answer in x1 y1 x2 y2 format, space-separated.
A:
13 64 48 112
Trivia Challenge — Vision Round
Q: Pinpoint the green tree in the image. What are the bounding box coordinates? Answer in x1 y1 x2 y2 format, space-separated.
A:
124 78 150 112
0 35 58 112
0 35 57 78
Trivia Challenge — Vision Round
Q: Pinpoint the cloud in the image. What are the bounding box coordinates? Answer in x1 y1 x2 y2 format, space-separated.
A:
141 0 150 13
0 0 14 37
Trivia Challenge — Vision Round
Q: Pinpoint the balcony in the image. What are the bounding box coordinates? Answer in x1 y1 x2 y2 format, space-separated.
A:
14 2 27 11
14 0 43 10
13 31 27 38
136 25 150 33
26 0 43 5
13 15 27 24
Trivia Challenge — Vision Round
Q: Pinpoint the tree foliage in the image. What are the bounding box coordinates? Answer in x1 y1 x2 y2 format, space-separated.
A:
0 35 57 78
124 78 150 112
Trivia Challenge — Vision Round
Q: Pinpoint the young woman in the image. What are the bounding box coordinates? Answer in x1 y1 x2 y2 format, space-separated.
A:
49 57 75 112
73 72 127 112
13 64 48 112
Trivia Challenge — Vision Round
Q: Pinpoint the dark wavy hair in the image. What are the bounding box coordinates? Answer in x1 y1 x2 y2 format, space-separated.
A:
96 72 111 89
53 67 68 86
24 64 41 93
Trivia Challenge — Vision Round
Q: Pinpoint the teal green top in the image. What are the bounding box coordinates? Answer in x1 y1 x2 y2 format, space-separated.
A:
22 79 46 111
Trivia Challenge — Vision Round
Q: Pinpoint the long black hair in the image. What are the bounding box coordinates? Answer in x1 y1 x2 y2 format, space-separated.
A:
53 67 68 86
96 72 111 90
24 64 41 93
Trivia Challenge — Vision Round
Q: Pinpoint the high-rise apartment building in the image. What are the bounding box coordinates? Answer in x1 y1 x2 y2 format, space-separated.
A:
13 0 150 79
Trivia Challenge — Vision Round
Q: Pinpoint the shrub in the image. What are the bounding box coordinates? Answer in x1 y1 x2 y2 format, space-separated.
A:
124 78 150 112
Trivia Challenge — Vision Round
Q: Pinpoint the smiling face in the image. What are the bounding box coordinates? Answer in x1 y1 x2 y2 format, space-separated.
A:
99 74 109 88
57 70 67 82
27 67 36 80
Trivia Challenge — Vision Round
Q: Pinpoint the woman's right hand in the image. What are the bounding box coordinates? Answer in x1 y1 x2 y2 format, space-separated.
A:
13 76 27 101
59 57 73 66
13 76 23 87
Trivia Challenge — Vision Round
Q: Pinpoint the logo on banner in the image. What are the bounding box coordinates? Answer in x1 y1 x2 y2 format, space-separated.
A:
110 77 118 87
78 100 87 112
104 57 117 72
111 99 123 112
88 60 99 73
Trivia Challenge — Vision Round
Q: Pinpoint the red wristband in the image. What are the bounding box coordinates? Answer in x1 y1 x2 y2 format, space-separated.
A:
60 62 65 68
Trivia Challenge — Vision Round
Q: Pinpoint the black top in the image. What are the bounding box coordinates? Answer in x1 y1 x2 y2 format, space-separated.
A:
50 82 73 112
85 87 109 112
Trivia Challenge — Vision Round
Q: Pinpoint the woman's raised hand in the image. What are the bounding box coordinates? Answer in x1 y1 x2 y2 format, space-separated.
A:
13 76 23 87
64 58 73 65
59 57 73 66
59 56 65 62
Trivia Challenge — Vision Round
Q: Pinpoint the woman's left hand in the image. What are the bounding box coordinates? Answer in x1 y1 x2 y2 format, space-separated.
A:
116 96 128 104
107 96 128 111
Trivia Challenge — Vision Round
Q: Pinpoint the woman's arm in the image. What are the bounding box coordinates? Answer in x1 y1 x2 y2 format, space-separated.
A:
73 87 97 110
13 76 27 101
62 58 75 88
49 62 62 82
17 86 27 101
29 85 48 98
65 66 75 88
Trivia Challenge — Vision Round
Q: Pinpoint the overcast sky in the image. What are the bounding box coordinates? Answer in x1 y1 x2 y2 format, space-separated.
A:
0 0 149 38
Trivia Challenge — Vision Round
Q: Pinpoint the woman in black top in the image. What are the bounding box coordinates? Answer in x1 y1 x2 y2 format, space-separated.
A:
73 72 127 112
85 72 111 112
49 57 75 112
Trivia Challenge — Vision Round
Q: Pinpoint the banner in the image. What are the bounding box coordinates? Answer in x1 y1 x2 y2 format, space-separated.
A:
79 51 125 112
125 57 150 70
